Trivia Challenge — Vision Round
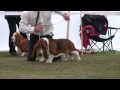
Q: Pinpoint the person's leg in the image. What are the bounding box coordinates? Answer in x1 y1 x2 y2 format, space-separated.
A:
27 34 39 61
16 16 27 38
6 18 17 55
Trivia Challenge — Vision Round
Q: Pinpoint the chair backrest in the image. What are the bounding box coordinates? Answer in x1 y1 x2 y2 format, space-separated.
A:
82 14 108 35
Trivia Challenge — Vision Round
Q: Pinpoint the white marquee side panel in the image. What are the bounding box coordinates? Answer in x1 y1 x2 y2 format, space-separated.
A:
0 11 120 51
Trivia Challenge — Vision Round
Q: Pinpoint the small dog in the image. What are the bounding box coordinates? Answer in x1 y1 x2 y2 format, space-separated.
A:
32 38 81 63
11 32 29 56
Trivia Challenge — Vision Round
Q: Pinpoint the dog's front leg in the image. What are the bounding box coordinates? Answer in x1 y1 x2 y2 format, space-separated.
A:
39 50 46 62
39 56 46 62
20 52 26 56
46 54 54 64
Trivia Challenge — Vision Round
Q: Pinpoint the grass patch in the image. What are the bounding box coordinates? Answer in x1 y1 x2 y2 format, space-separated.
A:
0 51 120 79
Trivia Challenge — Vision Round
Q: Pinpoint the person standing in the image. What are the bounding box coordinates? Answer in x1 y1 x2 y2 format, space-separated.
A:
5 11 27 56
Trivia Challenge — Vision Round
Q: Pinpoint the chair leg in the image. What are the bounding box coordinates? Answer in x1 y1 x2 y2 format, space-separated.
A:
87 40 114 53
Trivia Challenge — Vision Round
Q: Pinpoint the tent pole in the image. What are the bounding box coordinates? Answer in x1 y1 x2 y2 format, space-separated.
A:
80 11 84 56
66 11 70 39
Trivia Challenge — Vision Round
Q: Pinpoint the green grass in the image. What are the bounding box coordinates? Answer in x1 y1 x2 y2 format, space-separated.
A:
0 51 120 79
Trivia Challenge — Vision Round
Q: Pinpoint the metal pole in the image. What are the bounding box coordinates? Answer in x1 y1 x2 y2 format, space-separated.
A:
66 11 70 39
80 11 83 56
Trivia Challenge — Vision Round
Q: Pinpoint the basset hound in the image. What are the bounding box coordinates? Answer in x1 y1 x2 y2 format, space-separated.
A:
11 32 29 56
32 38 81 63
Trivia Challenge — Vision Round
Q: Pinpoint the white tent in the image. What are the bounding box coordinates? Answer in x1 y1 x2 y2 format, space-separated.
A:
0 11 120 51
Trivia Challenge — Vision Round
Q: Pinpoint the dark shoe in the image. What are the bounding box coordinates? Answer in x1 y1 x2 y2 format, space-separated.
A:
27 59 35 61
53 56 61 61
10 52 17 56
27 57 35 61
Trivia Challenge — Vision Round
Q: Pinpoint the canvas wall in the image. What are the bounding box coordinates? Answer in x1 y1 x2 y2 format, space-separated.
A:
0 11 120 51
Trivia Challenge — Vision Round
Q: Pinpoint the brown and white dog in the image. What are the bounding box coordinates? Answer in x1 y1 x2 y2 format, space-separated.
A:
32 38 81 63
11 32 29 56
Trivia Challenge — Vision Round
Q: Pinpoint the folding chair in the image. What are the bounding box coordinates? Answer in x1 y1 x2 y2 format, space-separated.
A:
80 14 119 53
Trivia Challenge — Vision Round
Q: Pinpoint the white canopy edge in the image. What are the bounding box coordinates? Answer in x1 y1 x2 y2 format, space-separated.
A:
0 11 120 15
0 11 69 15
80 11 120 15
0 11 22 15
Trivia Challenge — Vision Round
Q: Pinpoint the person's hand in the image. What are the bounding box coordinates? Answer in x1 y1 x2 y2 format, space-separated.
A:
63 13 70 21
34 25 43 33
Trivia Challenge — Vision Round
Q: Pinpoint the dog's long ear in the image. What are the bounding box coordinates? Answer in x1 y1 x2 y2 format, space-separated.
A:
15 36 20 46
41 39 49 59
31 40 41 58
14 33 21 46
32 44 40 59
19 40 27 52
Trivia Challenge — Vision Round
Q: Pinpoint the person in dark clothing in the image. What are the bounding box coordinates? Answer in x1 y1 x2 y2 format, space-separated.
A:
5 11 27 56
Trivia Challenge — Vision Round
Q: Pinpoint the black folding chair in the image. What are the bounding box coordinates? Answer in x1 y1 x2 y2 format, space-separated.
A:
80 14 119 53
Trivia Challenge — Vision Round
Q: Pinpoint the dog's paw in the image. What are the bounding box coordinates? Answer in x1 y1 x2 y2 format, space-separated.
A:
77 58 81 61
76 56 81 61
20 52 26 57
20 54 25 57
39 58 45 62
46 59 52 63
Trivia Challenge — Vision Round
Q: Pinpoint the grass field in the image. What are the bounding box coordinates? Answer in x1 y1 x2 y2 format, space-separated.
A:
0 51 120 79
